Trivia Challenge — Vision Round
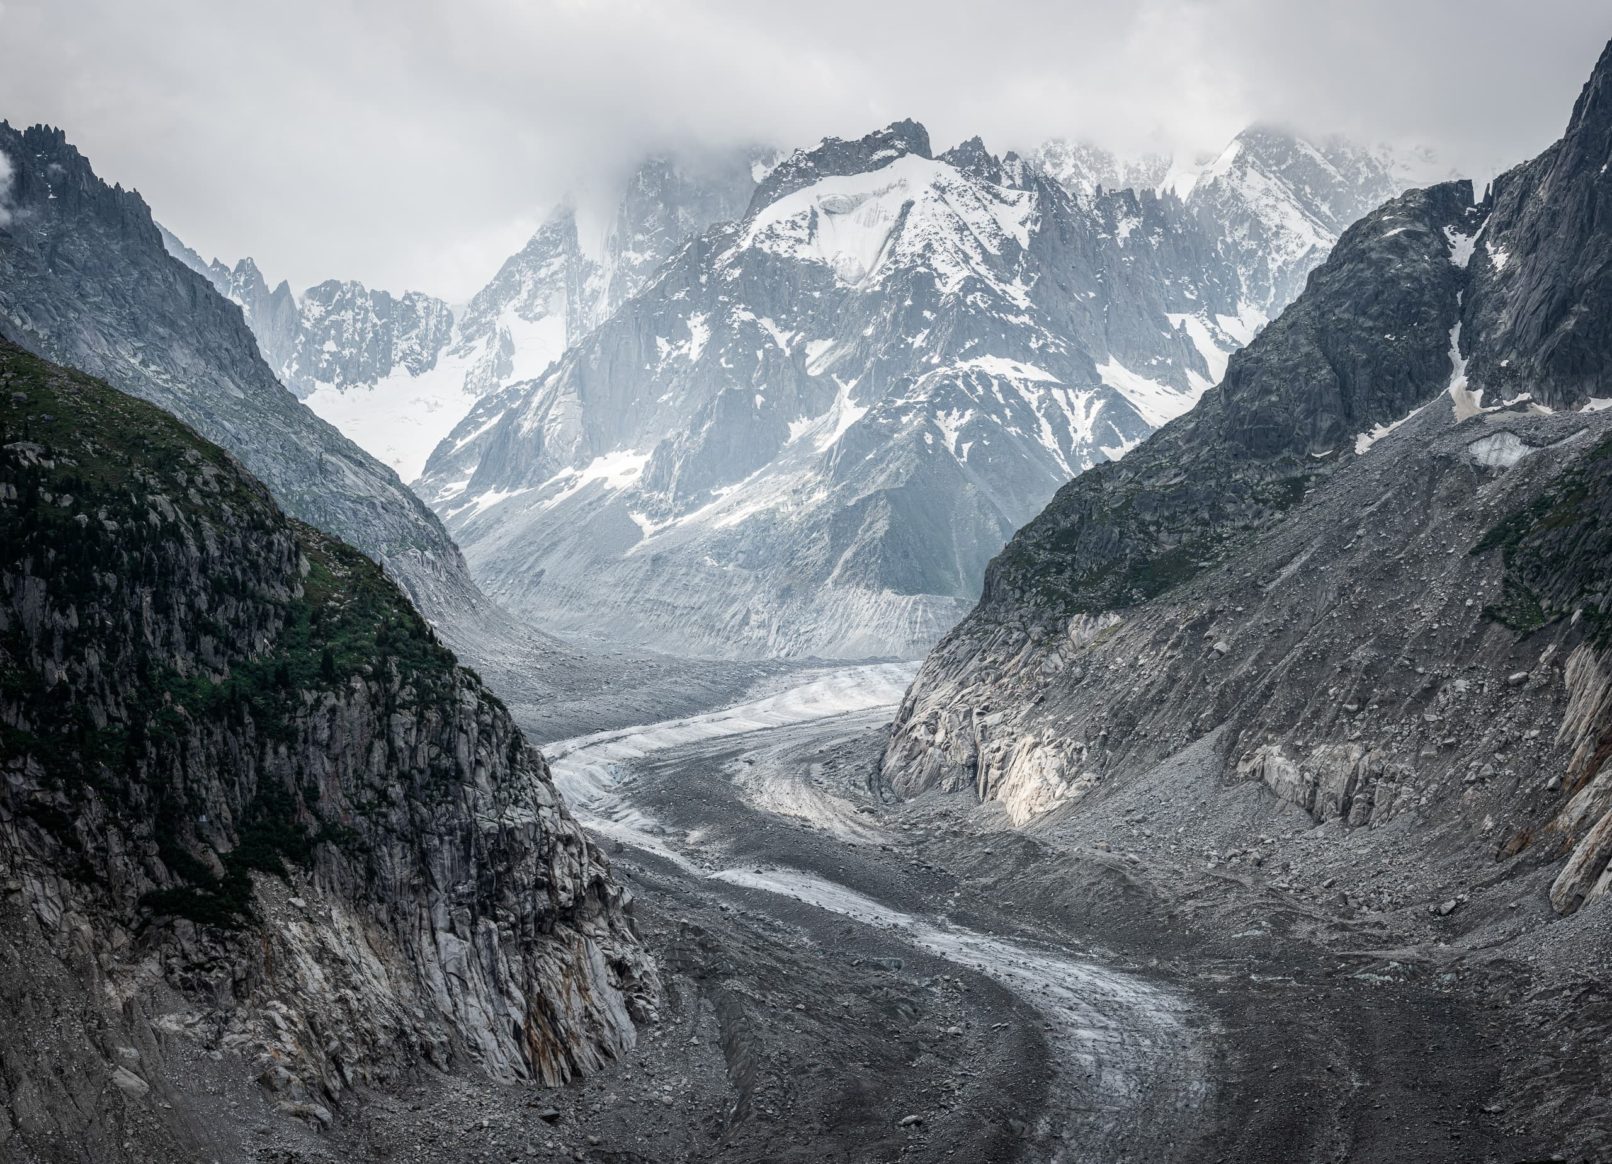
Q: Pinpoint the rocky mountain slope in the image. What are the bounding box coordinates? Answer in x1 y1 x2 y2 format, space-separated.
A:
885 41 1612 918
418 121 1414 660
0 122 480 624
0 339 655 1161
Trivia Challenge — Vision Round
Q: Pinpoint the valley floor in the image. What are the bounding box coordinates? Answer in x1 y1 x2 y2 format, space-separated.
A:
291 663 1579 1164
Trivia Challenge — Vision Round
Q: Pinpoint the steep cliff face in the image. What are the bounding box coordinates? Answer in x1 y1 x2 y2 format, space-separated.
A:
960 180 1477 623
1464 40 1612 409
884 42 1612 916
284 280 455 400
599 149 773 316
0 122 478 622
0 341 654 1157
1477 433 1612 911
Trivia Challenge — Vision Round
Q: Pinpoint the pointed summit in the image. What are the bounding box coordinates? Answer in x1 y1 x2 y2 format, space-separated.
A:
1563 36 1612 144
941 135 1003 184
0 119 475 615
1463 36 1612 407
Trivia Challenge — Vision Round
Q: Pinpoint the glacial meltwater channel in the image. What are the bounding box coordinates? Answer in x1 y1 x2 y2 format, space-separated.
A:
544 663 1210 1158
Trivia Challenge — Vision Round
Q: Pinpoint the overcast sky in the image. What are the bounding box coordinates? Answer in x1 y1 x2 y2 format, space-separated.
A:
3 0 1607 301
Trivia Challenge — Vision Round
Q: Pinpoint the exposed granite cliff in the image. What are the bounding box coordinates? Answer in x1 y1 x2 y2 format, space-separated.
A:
179 258 456 403
0 341 654 1159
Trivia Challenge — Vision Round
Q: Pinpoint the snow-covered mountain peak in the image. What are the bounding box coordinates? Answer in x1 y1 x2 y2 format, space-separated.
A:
1195 124 1399 230
739 151 1034 291
161 145 768 482
419 114 1383 658
749 119 934 217
938 135 1003 183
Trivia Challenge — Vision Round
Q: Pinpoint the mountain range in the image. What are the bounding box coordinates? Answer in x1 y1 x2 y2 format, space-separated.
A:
155 117 1413 660
411 120 1411 658
161 150 770 482
4 23 1612 1164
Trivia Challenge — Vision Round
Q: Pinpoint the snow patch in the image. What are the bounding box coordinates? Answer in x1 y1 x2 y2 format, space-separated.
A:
1444 226 1477 269
757 315 793 352
1354 400 1429 455
934 406 975 457
1467 432 1534 468
1214 303 1268 347
1096 358 1197 428
787 377 867 453
452 484 534 519
541 449 651 510
742 154 1034 294
687 313 711 361
958 355 1059 383
803 338 836 372
1444 322 1483 419
303 349 477 482
1165 312 1231 384
500 304 571 385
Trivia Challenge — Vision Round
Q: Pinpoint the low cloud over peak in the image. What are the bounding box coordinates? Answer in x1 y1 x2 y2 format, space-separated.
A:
4 0 1605 299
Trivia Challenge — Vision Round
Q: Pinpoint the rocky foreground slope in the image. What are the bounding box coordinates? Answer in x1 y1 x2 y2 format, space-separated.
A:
880 46 1612 1154
0 341 654 1162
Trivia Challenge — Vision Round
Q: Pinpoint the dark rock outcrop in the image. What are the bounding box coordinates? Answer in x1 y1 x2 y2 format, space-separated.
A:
0 341 654 1158
1465 40 1612 408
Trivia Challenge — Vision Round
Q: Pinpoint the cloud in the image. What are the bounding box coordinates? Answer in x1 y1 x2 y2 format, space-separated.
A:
1 0 1606 299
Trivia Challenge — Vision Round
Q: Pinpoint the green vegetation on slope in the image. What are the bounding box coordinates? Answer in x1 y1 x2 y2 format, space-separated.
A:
0 341 478 926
